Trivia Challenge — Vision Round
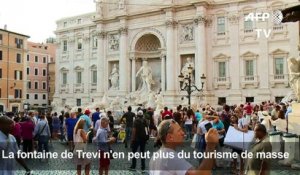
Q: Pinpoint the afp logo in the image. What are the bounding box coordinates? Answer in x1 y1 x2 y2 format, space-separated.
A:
273 10 283 25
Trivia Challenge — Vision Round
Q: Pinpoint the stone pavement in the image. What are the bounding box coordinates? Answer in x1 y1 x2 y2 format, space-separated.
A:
15 139 300 175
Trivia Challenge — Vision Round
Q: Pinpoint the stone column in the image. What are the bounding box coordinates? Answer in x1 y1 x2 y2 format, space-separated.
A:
83 33 90 95
194 7 207 90
131 57 136 92
96 29 106 94
165 18 177 91
67 36 75 94
160 54 166 91
119 27 128 93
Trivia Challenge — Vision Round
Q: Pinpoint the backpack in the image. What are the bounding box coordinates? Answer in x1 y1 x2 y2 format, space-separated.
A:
135 118 149 141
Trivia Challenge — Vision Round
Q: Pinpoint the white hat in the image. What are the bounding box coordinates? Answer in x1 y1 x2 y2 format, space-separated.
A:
262 111 269 116
137 110 143 116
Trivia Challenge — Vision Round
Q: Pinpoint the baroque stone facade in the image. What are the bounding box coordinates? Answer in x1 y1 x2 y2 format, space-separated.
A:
54 0 299 107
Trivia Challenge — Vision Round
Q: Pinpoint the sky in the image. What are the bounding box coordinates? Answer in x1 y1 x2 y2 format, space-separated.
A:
0 0 95 43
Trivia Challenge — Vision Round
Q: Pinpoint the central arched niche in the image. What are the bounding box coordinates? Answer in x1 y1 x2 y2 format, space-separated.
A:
134 34 162 92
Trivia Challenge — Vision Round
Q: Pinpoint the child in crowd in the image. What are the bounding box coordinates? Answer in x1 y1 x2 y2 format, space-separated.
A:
117 124 126 143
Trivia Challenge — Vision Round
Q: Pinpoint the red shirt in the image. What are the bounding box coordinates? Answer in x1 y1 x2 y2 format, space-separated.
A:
162 110 173 119
20 121 35 140
244 105 253 115
12 122 22 139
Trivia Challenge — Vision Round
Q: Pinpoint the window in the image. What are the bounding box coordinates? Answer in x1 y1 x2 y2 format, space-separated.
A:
15 38 23 49
218 97 226 106
0 69 2 78
0 88 1 98
275 58 284 75
275 96 284 103
43 94 46 100
14 89 22 98
217 17 225 35
63 22 67 27
35 56 38 62
77 72 82 84
34 94 38 100
77 19 82 24
27 54 30 61
63 40 68 51
35 82 38 89
62 73 67 84
43 69 46 76
246 97 254 103
218 62 226 77
14 71 22 80
43 82 46 89
16 53 21 63
26 94 29 99
92 70 97 84
27 67 30 75
0 50 2 60
77 38 83 50
35 68 38 75
0 34 2 44
245 60 254 76
76 99 81 106
28 82 31 89
92 36 98 48
43 57 46 63
244 14 253 32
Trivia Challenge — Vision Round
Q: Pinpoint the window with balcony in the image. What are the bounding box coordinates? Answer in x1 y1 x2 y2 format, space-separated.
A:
16 53 21 63
274 58 284 79
244 14 253 33
218 62 226 81
77 38 83 50
62 72 67 84
92 36 98 48
76 72 82 84
92 70 97 84
217 17 226 35
245 60 254 80
63 40 68 51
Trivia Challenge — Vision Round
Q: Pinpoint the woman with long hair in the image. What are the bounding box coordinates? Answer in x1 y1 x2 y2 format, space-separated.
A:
73 119 91 175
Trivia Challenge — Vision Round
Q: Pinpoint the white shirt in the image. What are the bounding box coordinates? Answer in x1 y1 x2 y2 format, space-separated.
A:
149 147 192 175
238 117 249 129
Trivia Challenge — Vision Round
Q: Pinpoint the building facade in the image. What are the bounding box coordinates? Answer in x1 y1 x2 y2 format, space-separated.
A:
54 0 299 107
46 38 57 106
26 42 56 108
0 28 29 113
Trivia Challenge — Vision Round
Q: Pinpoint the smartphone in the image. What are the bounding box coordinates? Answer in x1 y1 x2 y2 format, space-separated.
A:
204 122 213 131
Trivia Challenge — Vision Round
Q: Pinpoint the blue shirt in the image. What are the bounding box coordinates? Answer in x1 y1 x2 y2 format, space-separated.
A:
33 119 50 137
285 107 292 119
195 112 202 121
0 130 18 175
96 128 109 152
65 118 78 137
79 115 92 132
92 112 100 127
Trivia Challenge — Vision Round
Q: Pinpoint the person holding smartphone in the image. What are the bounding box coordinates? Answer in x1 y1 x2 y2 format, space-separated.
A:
196 112 214 154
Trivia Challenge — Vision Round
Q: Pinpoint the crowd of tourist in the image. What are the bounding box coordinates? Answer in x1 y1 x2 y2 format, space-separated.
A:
0 99 295 175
